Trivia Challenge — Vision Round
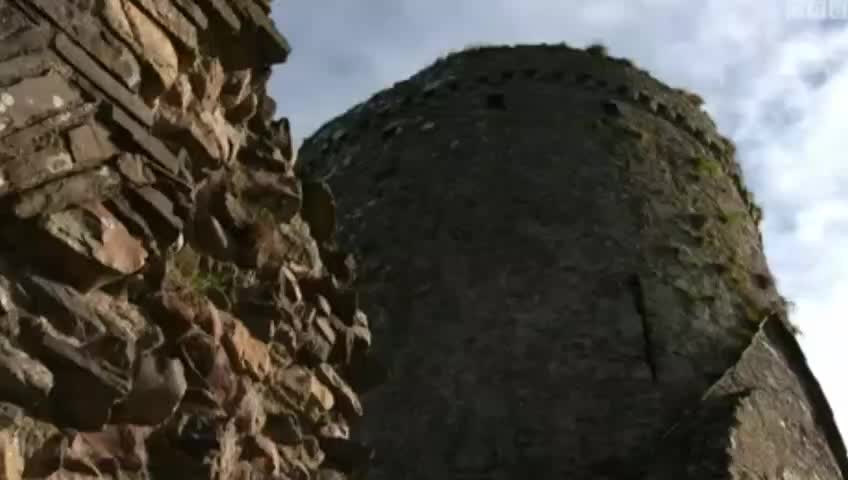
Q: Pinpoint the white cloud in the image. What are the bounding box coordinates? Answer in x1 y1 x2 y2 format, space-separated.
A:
271 0 848 435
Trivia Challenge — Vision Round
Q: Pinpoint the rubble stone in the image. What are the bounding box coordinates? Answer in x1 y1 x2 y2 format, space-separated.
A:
102 0 180 94
0 336 52 408
0 1 375 479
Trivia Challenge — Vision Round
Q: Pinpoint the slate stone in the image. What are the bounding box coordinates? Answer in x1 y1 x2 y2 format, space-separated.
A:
0 405 59 477
0 71 81 132
170 0 209 30
112 350 187 426
220 70 252 109
26 202 148 292
128 185 184 243
265 410 302 445
315 363 362 419
0 2 377 478
65 425 152 473
156 102 242 166
228 0 290 65
107 102 180 174
129 0 199 53
0 101 95 149
12 165 122 219
189 57 226 110
225 92 258 124
297 324 333 366
0 50 57 87
104 191 159 252
53 33 151 126
28 0 141 89
22 316 130 430
15 273 107 340
174 412 221 458
194 0 241 32
0 428 24 480
0 336 53 407
115 153 156 187
0 3 31 41
178 330 238 407
221 313 271 381
232 301 277 343
102 0 180 93
0 25 52 63
66 122 119 165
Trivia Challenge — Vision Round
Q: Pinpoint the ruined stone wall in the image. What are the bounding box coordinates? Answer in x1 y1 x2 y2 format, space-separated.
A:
299 45 847 479
0 1 376 479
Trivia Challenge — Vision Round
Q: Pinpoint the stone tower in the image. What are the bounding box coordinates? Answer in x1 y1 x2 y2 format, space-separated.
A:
0 1 376 479
299 45 848 479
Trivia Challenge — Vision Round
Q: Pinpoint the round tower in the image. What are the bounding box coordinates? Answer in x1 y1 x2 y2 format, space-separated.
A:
299 45 847 479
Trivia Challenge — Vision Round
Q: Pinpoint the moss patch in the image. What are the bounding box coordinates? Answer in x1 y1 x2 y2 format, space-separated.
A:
691 156 723 178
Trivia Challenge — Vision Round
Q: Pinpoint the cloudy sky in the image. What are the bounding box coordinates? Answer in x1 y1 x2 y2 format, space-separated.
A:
269 0 848 434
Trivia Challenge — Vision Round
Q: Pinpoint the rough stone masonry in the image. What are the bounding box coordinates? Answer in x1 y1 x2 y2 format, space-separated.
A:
299 45 848 479
0 0 379 479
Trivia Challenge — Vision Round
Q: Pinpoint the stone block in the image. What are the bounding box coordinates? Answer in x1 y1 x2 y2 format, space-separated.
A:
0 336 53 407
30 202 148 291
108 102 180 174
102 0 179 93
0 50 59 87
0 71 81 133
53 33 152 126
315 363 362 419
125 0 198 53
222 313 271 381
170 0 209 30
226 0 290 66
27 0 141 89
112 350 187 426
0 3 31 40
12 165 123 219
194 0 241 32
22 316 130 430
67 122 119 165
0 430 23 480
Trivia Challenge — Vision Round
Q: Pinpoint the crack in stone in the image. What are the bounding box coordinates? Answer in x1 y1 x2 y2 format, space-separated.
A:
628 273 657 382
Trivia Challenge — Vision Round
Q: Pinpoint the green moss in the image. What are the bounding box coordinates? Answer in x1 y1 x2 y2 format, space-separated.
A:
171 245 234 298
691 156 723 177
719 255 778 326
188 269 229 295
718 210 747 226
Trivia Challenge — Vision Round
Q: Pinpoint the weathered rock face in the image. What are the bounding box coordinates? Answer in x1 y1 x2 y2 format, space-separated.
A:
0 1 376 479
299 45 848 479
